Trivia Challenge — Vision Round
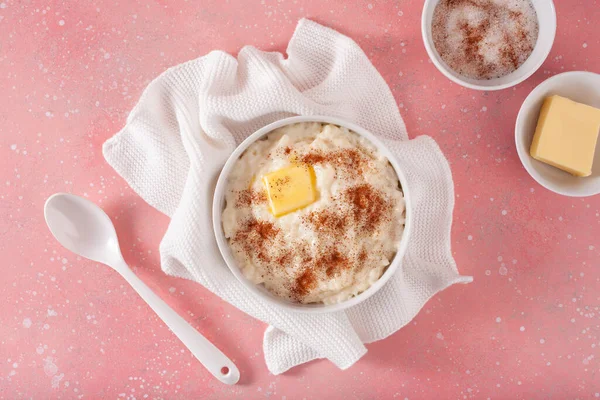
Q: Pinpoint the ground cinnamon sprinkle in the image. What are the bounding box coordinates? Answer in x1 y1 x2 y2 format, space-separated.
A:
291 269 317 299
251 220 278 240
272 175 291 189
315 249 350 277
236 188 267 208
344 184 390 234
300 152 326 165
300 148 369 174
459 20 490 77
303 210 347 235
232 218 280 263
358 249 368 263
275 252 292 267
500 32 519 69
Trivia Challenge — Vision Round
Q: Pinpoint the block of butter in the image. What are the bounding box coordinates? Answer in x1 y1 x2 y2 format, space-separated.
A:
263 165 317 217
530 95 600 177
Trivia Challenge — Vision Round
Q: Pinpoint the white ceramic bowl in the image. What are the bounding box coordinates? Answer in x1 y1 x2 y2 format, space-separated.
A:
515 71 600 197
421 0 556 91
212 116 412 313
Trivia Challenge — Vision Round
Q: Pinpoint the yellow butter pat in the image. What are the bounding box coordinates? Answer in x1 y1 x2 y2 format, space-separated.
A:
263 165 317 217
530 95 600 177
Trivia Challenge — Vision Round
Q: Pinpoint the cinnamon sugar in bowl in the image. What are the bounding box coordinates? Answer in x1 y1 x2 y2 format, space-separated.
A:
212 116 411 313
421 0 556 91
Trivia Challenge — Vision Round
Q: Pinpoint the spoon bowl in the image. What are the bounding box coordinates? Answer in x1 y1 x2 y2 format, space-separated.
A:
44 193 122 265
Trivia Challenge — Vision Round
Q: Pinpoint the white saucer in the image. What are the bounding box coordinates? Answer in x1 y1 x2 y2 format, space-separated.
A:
515 71 600 197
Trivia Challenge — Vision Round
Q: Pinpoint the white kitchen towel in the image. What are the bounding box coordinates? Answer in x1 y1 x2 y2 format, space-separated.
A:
103 18 472 374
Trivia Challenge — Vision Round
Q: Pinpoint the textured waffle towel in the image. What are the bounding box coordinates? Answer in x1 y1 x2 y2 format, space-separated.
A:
103 18 472 374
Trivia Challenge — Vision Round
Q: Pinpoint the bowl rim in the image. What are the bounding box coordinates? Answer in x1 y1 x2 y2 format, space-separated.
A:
211 115 413 314
420 0 557 91
514 70 600 197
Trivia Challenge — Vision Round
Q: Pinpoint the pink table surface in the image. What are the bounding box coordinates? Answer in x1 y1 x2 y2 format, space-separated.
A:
1 0 599 399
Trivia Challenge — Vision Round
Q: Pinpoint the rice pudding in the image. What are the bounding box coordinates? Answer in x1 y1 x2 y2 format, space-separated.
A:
221 122 405 305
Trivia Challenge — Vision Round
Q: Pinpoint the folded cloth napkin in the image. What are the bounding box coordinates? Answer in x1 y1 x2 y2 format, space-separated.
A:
103 18 472 374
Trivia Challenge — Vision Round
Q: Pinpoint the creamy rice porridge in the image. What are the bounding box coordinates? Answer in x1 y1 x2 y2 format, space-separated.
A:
221 122 405 305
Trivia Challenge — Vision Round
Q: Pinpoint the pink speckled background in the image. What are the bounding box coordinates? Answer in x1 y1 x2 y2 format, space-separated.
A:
1 0 599 399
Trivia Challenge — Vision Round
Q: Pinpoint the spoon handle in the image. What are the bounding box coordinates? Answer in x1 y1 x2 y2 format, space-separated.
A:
114 260 240 385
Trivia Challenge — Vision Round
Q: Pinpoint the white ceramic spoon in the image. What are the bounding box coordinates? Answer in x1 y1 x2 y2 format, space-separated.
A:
44 193 240 385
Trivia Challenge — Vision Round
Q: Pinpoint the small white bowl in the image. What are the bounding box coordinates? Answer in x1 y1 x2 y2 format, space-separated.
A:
212 116 412 313
515 71 600 197
421 0 556 91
